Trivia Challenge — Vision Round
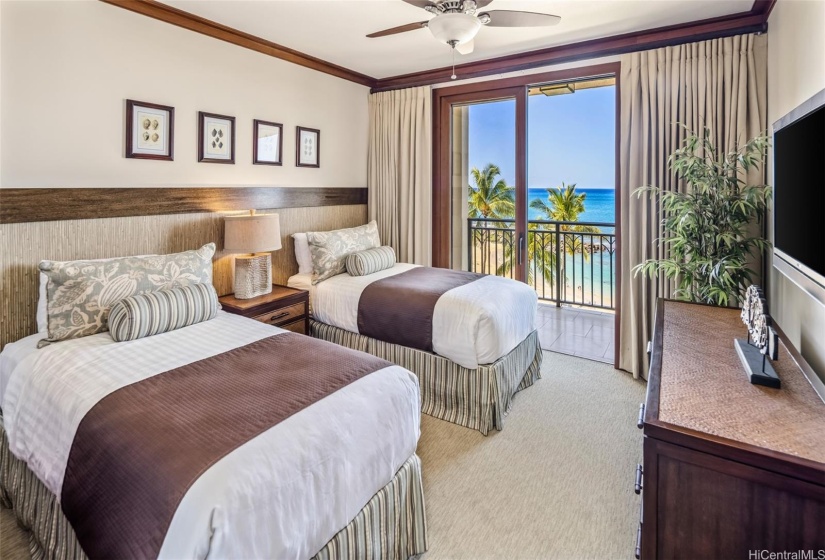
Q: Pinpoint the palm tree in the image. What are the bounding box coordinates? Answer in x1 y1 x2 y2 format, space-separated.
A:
530 182 586 223
467 164 515 272
467 163 515 219
530 183 602 300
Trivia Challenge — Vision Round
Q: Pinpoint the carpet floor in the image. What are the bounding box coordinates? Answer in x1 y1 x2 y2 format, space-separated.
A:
0 351 645 560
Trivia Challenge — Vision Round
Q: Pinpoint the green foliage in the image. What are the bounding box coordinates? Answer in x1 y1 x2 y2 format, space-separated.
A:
633 126 772 307
467 163 515 219
531 183 601 261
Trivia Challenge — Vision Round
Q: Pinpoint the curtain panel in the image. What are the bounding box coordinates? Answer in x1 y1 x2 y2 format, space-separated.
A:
619 33 768 379
368 86 433 266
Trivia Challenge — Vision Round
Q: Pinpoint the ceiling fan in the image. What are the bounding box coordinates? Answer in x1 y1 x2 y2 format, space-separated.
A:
366 0 561 60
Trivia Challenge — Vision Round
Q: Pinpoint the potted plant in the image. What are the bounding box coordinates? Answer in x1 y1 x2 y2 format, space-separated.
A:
634 126 772 307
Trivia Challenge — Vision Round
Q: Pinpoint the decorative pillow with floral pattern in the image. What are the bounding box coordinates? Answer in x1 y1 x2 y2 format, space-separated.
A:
37 243 215 348
306 221 381 284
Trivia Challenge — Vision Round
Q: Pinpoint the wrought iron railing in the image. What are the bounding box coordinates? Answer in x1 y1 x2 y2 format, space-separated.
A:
467 217 616 310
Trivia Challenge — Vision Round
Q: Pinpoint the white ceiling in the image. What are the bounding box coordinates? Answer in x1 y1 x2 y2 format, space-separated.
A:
161 0 757 79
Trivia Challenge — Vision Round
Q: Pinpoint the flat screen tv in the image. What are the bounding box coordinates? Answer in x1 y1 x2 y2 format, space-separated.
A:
772 89 825 300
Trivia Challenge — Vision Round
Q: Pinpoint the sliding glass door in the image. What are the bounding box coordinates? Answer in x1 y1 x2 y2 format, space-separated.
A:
442 87 528 281
526 76 617 309
435 70 617 309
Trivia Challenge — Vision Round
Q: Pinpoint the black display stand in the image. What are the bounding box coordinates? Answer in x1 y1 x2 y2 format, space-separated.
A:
734 338 781 389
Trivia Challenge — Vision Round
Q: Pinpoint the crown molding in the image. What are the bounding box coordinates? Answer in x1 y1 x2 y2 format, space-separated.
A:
100 0 375 88
371 2 774 92
101 0 775 94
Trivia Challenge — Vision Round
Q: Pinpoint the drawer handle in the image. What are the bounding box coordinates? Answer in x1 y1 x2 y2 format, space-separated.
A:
269 312 290 322
637 403 645 429
634 464 643 494
635 524 642 559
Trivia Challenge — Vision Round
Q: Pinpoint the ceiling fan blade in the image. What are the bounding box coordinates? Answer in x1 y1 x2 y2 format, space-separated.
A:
366 21 428 38
474 0 495 7
483 10 561 27
456 39 475 55
401 0 438 10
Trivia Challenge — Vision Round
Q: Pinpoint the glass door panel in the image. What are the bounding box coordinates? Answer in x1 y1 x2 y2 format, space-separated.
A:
526 77 617 309
450 97 525 281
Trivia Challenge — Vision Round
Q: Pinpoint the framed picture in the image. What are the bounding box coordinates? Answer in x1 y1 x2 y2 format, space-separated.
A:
296 126 320 168
198 111 235 164
253 120 283 166
125 100 174 161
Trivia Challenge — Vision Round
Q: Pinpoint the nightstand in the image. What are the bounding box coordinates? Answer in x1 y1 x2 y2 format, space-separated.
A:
219 284 309 335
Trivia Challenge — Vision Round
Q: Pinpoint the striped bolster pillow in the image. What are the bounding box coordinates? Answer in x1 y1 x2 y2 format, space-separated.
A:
108 283 220 342
346 246 396 277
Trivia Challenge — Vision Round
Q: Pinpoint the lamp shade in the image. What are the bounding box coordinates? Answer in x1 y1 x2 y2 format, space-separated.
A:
428 13 481 45
224 213 282 254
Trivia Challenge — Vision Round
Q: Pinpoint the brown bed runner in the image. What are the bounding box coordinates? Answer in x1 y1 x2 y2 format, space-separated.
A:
357 267 485 352
61 332 391 559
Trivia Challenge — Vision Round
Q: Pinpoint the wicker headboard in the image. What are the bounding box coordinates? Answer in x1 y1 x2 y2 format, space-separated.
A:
0 196 367 349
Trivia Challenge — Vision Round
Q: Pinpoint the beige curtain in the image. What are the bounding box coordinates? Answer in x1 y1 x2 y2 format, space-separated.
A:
619 33 767 379
368 86 432 265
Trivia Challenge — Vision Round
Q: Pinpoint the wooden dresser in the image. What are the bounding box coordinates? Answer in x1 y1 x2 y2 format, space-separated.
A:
638 300 825 559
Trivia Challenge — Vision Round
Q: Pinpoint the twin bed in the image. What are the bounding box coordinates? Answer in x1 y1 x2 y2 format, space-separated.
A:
289 262 542 435
0 221 541 559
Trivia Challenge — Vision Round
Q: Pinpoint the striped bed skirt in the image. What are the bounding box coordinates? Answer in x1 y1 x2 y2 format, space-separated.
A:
311 321 543 435
0 418 428 560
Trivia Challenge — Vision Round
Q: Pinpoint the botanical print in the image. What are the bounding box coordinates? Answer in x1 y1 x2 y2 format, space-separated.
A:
297 127 320 167
301 133 315 162
307 221 380 284
38 243 215 347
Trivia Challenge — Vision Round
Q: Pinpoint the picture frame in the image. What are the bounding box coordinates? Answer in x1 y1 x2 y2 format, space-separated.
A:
253 119 283 166
296 126 320 168
198 111 235 164
125 99 174 161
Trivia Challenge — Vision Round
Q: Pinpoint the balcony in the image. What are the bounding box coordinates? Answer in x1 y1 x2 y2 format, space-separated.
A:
467 217 616 363
467 217 617 310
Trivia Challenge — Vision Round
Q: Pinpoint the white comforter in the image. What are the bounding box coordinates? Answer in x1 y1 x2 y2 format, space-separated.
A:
289 264 538 369
0 312 420 559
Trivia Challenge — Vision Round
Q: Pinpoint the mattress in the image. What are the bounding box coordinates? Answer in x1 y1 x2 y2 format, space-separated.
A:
288 264 538 369
0 311 421 559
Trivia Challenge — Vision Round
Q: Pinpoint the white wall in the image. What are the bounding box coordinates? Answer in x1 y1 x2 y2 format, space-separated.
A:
0 1 369 188
767 0 825 380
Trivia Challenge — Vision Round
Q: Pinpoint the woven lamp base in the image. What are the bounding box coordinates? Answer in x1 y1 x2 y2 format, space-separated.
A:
233 253 272 299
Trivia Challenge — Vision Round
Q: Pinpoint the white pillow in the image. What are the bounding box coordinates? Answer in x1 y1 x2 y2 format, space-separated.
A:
292 233 313 274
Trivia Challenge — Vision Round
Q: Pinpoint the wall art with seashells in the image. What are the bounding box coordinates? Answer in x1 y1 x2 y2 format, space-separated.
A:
198 111 235 164
125 99 174 161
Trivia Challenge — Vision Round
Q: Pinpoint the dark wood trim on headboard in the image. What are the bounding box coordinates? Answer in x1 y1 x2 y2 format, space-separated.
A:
0 187 368 224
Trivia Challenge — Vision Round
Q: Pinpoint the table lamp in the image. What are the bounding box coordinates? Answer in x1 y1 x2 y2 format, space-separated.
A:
224 211 281 299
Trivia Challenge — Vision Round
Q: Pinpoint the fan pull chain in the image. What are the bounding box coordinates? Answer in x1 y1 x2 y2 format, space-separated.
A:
449 41 457 80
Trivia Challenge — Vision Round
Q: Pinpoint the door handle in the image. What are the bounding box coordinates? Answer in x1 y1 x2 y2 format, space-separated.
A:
518 232 525 265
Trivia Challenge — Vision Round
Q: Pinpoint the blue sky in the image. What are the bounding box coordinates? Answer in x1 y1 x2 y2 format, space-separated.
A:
466 85 615 190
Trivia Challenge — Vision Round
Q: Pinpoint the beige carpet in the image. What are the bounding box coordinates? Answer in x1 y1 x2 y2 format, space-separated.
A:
0 352 645 560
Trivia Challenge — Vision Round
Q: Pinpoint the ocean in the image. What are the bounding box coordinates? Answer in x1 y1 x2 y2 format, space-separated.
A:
527 187 615 225
527 187 616 306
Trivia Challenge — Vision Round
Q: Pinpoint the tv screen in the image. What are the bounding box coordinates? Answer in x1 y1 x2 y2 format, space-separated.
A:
773 104 825 282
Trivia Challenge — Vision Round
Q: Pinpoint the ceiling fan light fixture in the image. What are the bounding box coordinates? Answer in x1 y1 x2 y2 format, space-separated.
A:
427 13 481 45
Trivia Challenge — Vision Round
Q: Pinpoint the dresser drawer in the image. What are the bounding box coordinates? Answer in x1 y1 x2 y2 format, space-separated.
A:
251 302 305 326
279 318 307 335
